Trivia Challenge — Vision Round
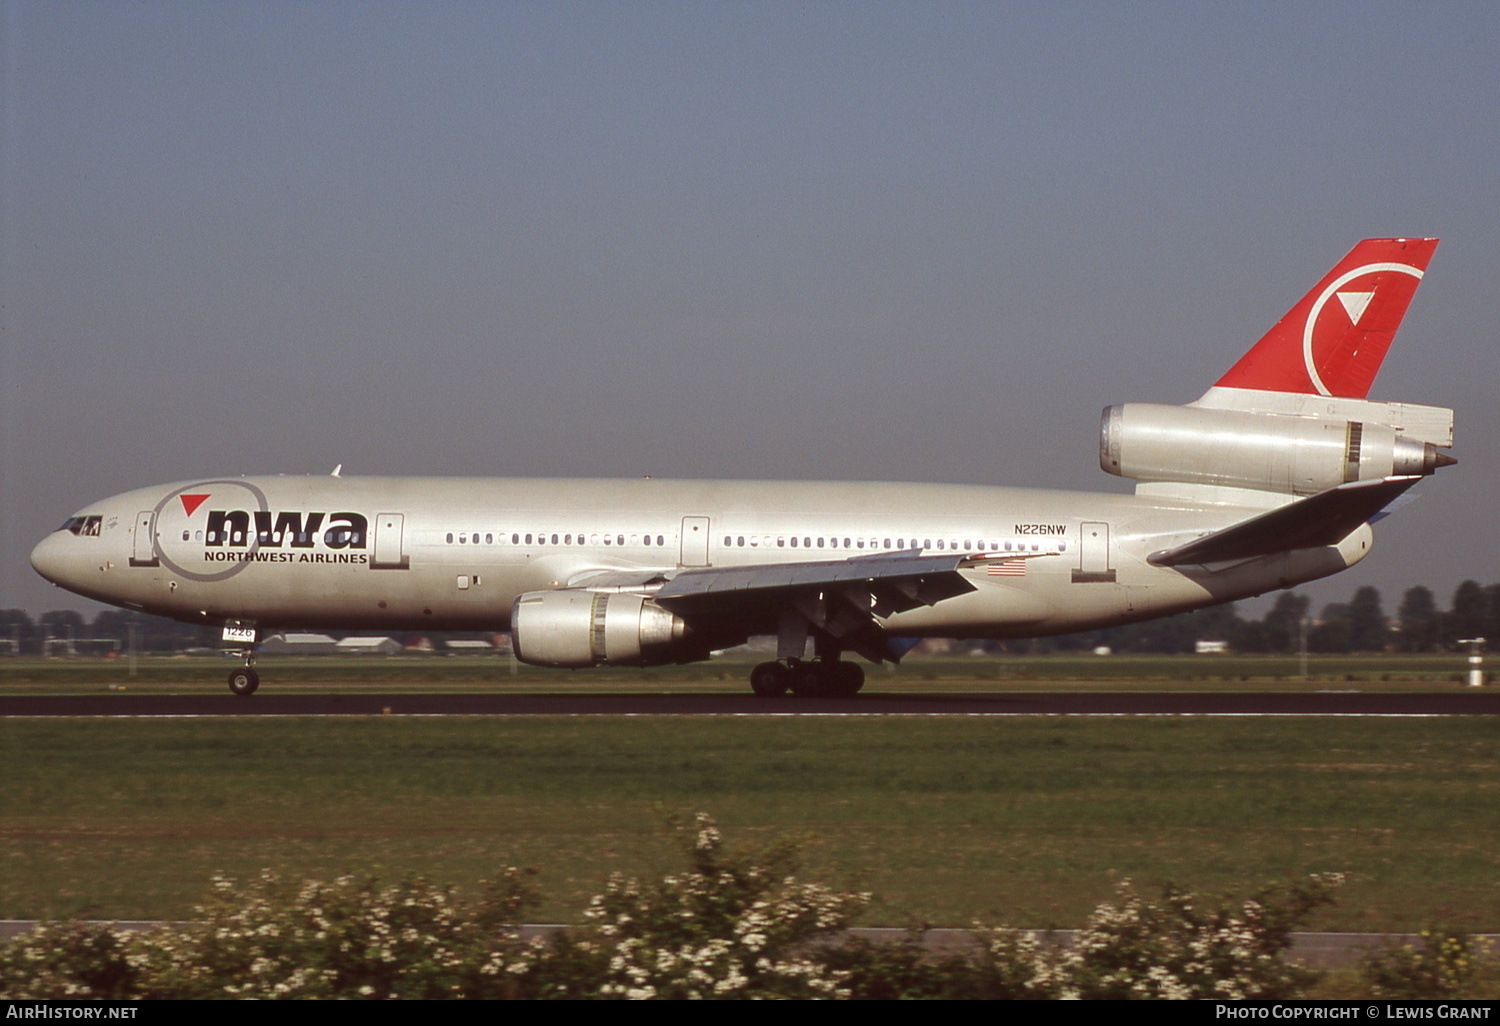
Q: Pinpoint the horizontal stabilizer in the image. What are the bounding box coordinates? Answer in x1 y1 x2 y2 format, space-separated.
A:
1147 476 1421 567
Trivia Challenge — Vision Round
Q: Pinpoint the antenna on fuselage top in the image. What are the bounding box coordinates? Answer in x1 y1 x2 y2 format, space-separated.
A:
330 464 342 477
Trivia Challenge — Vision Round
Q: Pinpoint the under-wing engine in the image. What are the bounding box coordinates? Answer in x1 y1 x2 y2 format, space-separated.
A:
510 590 701 667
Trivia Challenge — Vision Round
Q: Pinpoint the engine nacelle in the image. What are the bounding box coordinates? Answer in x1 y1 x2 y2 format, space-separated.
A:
1100 403 1447 496
510 590 693 668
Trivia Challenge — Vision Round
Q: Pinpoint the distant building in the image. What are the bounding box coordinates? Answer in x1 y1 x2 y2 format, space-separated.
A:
259 633 338 655
1195 640 1230 654
444 639 495 654
334 636 402 656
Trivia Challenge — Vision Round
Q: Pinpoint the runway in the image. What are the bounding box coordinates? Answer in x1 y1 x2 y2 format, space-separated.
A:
4 691 1500 717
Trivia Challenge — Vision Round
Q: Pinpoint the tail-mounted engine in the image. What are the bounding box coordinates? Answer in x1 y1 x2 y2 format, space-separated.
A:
510 590 696 668
1100 402 1454 496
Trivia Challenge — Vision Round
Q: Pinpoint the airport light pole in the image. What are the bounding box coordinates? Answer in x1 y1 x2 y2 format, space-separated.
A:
1458 638 1486 688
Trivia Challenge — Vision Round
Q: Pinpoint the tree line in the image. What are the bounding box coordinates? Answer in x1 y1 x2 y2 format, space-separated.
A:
2 579 1499 657
1045 580 1500 655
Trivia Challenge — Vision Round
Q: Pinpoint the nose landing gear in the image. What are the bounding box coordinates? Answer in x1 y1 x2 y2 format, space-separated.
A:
222 620 260 696
228 662 260 697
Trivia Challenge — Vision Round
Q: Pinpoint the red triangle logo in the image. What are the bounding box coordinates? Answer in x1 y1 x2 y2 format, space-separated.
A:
179 493 211 517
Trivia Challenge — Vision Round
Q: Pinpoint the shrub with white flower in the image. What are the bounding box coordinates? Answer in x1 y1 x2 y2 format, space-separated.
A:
575 813 868 999
129 867 540 1000
0 821 1346 1001
0 923 137 1000
1063 874 1343 1000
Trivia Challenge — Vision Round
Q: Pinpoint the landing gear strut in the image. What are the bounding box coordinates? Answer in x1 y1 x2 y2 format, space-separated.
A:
749 659 864 699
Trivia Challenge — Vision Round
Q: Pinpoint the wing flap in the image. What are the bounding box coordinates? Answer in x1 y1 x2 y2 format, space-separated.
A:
1147 475 1421 567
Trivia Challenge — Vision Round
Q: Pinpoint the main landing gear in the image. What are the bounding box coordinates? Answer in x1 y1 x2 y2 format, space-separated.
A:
750 659 864 699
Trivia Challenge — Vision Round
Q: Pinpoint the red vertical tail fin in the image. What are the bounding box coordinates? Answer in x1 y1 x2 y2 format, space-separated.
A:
1214 238 1438 399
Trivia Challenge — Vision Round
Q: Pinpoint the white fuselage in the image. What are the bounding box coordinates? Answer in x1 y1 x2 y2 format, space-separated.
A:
31 474 1367 642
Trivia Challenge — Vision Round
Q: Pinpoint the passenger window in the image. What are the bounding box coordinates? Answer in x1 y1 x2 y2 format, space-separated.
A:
790 537 798 547
657 536 664 546
182 530 190 541
617 535 625 546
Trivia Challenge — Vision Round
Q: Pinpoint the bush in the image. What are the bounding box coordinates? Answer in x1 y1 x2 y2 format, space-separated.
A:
0 818 1344 1000
1360 930 1497 999
564 812 869 999
830 876 1342 1001
0 923 138 1000
1063 876 1341 999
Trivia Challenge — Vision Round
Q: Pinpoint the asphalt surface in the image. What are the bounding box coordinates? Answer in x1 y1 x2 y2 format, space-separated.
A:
4 691 1500 716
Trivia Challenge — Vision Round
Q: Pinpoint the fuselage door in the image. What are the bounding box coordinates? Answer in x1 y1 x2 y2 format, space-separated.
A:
1072 521 1116 583
130 511 159 567
371 513 409 569
680 516 710 567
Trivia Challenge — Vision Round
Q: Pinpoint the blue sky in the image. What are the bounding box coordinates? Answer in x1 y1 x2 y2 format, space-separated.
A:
3 1 1496 618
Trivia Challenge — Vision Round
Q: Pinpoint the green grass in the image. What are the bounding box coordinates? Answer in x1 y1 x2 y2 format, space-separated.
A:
0 651 1484 693
3 715 1499 931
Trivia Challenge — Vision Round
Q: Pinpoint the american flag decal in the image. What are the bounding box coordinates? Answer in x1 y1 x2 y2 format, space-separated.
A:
986 558 1026 577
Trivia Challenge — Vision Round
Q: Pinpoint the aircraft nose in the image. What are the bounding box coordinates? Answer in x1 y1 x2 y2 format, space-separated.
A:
30 532 75 588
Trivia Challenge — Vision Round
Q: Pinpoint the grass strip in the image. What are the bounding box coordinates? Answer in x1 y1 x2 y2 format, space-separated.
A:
3 715 1499 930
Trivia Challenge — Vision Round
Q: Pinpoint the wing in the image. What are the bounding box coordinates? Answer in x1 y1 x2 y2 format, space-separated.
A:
566 548 1055 662
1147 475 1421 568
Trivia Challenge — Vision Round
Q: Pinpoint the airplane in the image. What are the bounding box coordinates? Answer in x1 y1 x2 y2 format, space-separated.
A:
30 238 1455 698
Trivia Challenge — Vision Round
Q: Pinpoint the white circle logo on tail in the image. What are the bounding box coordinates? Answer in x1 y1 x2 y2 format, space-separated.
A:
1302 261 1423 396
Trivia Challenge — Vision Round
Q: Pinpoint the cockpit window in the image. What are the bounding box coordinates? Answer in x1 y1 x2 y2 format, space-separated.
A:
56 515 102 536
